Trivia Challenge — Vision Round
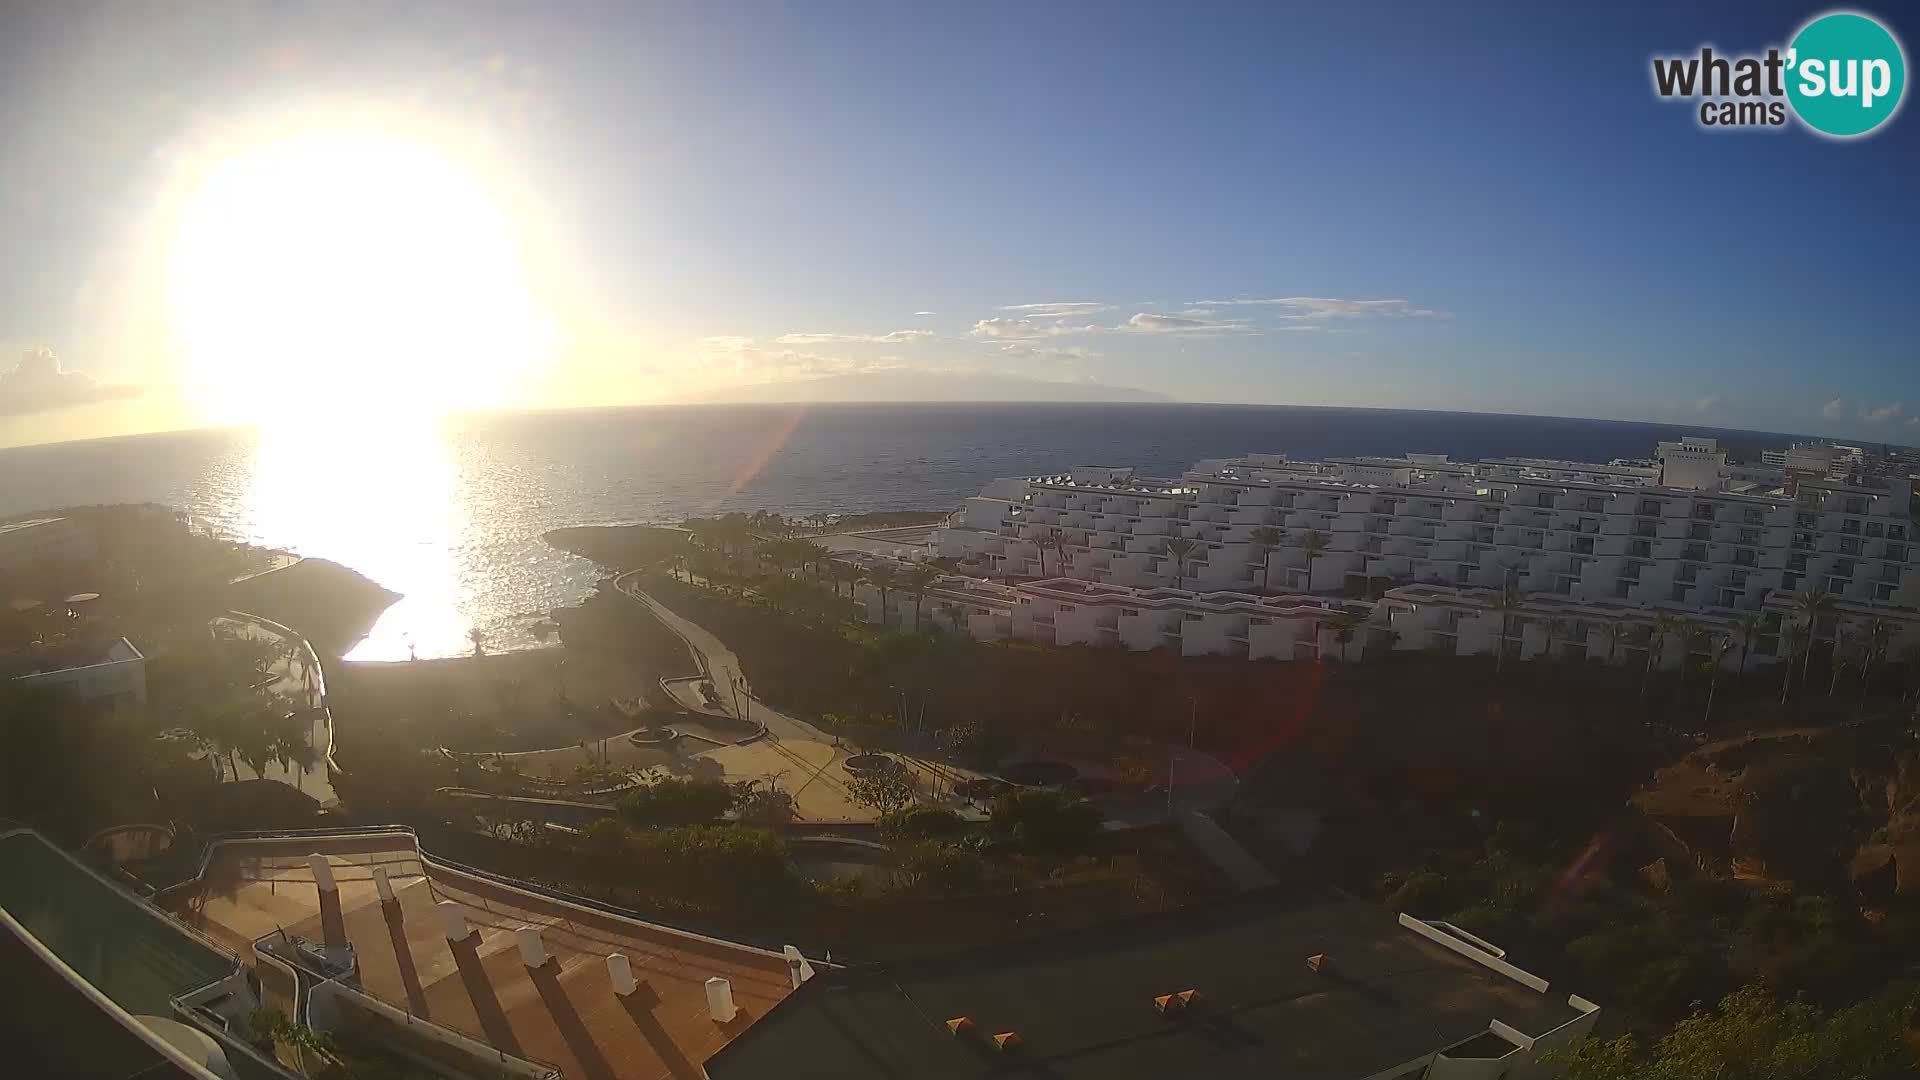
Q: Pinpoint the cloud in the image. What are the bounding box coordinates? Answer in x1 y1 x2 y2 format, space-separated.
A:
1122 312 1255 334
998 302 1109 315
970 317 1093 340
996 343 1101 362
1192 296 1446 318
0 347 137 416
1907 416 1919 428
1822 398 1846 419
1694 395 1721 414
774 329 934 345
912 311 936 316
1858 401 1905 424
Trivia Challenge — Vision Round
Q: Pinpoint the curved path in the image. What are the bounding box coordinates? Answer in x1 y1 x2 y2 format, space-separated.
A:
611 572 829 744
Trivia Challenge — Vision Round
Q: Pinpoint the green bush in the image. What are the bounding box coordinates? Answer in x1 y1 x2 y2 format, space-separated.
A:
990 790 1101 853
617 776 737 827
891 840 988 894
882 805 965 839
1385 871 1466 916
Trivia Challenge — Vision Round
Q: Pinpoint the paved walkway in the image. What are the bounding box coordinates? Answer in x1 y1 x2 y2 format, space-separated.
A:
608 573 991 822
612 574 829 745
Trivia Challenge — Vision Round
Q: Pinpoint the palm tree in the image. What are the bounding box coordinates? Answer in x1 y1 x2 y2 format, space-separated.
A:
839 564 866 617
1829 629 1859 697
1604 620 1628 666
1051 528 1071 579
1672 618 1701 696
904 564 939 633
1779 621 1804 704
866 563 898 627
1164 537 1197 590
1731 613 1766 677
1325 611 1362 662
801 541 832 583
1298 529 1328 592
1701 635 1732 728
1642 614 1678 700
1859 618 1892 708
1542 617 1570 664
1792 588 1833 685
939 602 969 636
1489 587 1524 674
1249 526 1285 591
467 627 487 658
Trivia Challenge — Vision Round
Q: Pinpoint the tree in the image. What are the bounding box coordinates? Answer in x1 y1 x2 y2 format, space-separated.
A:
1643 614 1678 700
1672 618 1701 696
1860 618 1892 708
1701 635 1731 728
1551 982 1920 1080
1604 620 1628 665
904 564 939 633
1050 527 1070 578
866 563 897 627
466 627 486 658
1326 610 1361 662
732 780 797 827
617 776 737 827
1489 587 1525 675
1542 617 1570 664
1731 613 1766 677
1780 621 1805 704
1163 537 1197 590
990 789 1100 852
847 766 918 817
1829 628 1859 697
1793 588 1833 685
1298 529 1328 592
938 601 969 637
1249 525 1285 591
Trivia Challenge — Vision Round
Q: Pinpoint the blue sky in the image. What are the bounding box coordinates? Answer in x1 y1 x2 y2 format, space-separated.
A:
0 0 1915 445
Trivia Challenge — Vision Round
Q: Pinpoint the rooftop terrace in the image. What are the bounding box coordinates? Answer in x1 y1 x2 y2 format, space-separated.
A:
171 831 798 1080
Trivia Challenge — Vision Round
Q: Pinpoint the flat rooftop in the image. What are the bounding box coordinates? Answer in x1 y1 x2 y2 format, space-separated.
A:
706 889 1586 1080
172 832 796 1080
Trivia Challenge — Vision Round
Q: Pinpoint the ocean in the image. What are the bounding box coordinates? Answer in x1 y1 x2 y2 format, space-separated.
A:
0 403 1823 660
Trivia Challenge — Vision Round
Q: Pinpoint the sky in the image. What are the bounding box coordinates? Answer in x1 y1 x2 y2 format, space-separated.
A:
0 0 1915 448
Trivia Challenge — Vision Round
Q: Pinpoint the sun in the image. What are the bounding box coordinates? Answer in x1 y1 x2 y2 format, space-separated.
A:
167 126 552 424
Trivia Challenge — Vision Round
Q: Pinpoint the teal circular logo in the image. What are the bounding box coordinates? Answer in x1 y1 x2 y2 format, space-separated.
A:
1786 12 1907 137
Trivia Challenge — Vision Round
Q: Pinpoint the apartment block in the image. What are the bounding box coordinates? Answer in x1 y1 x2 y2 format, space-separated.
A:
931 438 1919 664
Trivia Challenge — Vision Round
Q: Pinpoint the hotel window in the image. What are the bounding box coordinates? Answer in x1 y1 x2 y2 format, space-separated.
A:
1122 607 1140 616
1586 496 1606 512
1868 522 1885 538
1688 523 1711 541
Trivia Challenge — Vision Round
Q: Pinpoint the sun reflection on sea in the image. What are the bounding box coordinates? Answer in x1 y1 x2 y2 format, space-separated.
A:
240 419 474 661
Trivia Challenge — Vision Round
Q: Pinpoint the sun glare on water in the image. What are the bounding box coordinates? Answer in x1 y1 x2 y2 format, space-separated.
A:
168 125 552 424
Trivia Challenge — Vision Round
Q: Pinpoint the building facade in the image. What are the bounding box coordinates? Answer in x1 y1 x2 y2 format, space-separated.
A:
931 438 1920 666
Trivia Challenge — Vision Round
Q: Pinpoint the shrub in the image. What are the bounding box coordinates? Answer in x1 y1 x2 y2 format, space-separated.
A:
629 824 798 899
990 790 1101 853
891 840 988 894
1385 870 1466 916
847 767 919 817
581 817 630 856
617 776 737 827
881 805 965 839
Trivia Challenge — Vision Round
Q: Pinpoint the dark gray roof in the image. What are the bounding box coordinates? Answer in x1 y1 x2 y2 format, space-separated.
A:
707 890 1583 1080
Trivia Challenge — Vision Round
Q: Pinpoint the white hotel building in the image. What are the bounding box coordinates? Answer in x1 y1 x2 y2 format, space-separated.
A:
929 438 1920 667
